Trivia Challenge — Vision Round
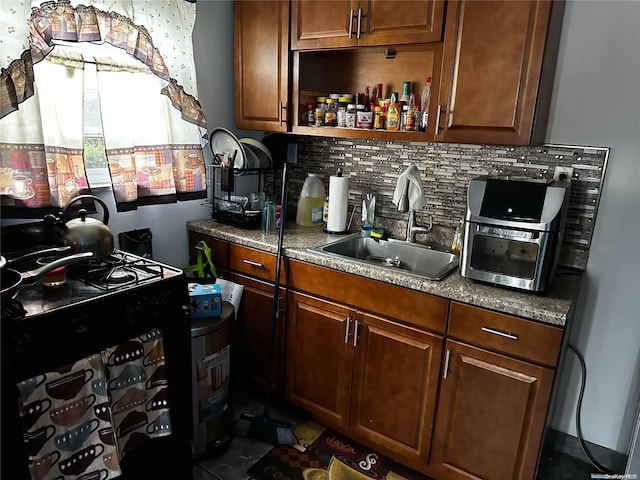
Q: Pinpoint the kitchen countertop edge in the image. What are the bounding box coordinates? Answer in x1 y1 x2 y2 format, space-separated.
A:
187 219 579 327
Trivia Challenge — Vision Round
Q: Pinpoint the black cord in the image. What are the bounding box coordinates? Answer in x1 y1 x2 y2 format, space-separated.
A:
567 344 614 474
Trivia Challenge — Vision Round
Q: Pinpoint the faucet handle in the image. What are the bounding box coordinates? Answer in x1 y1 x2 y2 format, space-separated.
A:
397 178 410 213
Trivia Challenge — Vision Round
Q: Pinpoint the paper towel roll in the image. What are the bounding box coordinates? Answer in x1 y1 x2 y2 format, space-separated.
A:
327 175 349 233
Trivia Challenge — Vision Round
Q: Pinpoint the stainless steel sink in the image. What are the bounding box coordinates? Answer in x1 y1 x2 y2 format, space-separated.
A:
310 234 459 281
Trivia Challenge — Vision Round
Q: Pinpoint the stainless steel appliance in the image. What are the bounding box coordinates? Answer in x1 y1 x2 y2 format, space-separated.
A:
460 177 570 292
1 232 192 479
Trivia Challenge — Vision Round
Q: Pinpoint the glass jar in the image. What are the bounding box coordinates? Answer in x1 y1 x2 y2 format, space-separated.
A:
325 98 336 126
337 97 348 128
315 105 325 127
307 102 316 126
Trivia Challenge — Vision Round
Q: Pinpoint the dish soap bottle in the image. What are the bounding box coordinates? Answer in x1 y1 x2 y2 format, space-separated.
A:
296 173 325 227
451 219 464 255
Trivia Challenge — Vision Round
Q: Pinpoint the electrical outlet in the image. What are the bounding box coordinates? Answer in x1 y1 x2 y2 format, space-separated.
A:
287 143 298 164
553 166 574 182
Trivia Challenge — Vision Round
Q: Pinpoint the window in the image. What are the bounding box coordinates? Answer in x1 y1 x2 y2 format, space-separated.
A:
83 61 110 187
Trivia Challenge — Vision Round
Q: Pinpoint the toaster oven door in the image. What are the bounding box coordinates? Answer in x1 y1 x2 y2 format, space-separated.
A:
470 234 539 279
461 223 555 291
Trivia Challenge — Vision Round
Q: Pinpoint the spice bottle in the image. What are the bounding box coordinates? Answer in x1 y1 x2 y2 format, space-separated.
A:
346 104 357 128
325 98 336 126
315 104 325 127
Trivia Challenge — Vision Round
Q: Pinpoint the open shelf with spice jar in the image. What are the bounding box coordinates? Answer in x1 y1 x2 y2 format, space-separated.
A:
291 43 443 141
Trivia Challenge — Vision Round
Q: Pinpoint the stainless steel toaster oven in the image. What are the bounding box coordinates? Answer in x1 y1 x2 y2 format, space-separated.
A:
460 177 570 292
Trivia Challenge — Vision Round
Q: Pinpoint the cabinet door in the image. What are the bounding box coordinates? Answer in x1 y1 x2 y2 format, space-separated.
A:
234 0 289 131
350 312 443 470
291 1 359 50
435 0 555 145
286 292 354 430
431 340 555 480
229 273 286 397
358 0 445 47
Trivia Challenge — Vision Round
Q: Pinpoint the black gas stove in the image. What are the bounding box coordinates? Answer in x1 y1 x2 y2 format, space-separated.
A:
1 247 193 479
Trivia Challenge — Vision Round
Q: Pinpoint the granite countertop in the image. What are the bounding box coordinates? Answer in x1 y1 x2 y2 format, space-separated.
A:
187 219 581 327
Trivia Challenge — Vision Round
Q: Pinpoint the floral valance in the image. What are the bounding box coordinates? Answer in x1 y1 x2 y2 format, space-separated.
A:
1 0 206 129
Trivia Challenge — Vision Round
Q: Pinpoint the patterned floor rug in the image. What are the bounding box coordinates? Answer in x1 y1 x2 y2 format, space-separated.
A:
247 421 434 480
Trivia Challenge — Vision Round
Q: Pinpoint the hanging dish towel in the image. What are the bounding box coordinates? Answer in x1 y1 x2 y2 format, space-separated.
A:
102 328 172 459
16 354 121 480
392 164 426 210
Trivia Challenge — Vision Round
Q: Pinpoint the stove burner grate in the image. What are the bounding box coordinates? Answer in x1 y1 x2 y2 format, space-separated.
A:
100 267 138 287
71 253 168 292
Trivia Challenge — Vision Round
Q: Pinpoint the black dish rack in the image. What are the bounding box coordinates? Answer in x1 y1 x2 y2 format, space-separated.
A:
209 165 280 229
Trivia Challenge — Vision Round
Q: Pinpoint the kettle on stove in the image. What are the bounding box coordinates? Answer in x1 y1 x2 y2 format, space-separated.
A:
45 195 115 258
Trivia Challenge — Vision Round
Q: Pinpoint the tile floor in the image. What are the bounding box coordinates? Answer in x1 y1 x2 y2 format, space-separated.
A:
191 386 598 480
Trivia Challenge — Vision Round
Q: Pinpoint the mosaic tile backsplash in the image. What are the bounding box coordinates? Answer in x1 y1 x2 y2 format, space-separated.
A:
278 137 609 270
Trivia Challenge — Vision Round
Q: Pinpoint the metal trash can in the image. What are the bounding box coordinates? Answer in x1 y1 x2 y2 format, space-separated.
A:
191 301 235 458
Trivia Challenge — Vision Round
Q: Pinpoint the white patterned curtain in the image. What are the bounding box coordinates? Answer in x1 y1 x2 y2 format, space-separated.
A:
0 0 207 215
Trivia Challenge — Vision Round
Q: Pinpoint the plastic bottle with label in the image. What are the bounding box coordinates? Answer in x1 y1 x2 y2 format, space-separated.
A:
386 92 401 131
296 173 326 227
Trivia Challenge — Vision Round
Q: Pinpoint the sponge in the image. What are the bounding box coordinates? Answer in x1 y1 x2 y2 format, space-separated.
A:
370 228 385 239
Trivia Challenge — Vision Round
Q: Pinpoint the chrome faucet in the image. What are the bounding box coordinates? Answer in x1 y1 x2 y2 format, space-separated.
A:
405 209 432 242
397 178 432 242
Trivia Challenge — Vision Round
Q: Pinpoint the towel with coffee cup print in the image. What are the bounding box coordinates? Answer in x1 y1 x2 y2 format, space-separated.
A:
101 328 172 459
16 328 170 480
16 353 121 480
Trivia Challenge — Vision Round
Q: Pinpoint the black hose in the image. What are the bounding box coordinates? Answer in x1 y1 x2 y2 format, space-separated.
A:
567 343 614 474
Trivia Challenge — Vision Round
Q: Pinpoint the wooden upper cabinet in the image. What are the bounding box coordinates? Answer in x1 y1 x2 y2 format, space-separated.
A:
435 0 564 145
291 1 445 50
358 0 445 47
234 0 289 131
291 1 358 50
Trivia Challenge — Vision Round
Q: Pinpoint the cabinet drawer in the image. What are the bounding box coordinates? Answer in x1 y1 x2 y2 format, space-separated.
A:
289 260 447 334
448 302 563 367
230 244 284 283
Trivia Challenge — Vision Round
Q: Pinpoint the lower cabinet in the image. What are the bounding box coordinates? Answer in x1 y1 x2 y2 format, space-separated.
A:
185 236 565 480
229 272 286 397
286 291 444 472
430 340 555 480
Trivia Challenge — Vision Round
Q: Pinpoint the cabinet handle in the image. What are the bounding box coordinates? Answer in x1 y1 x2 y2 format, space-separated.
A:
435 104 442 135
242 259 264 268
443 349 451 379
278 101 286 126
344 317 351 344
353 320 359 347
348 9 354 39
481 326 518 340
356 9 362 40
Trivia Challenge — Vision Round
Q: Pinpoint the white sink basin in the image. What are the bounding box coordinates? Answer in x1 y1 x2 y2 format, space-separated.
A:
310 234 459 281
